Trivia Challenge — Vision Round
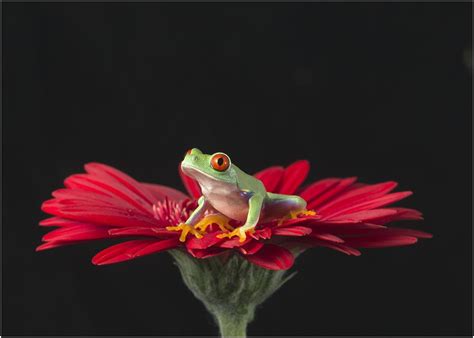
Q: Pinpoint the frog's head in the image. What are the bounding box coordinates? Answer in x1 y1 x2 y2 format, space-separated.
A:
181 148 237 187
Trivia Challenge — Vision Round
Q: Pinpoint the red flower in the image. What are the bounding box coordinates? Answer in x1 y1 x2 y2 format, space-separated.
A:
37 161 431 270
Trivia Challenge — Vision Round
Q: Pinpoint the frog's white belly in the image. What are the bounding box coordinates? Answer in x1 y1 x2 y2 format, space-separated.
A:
202 188 250 222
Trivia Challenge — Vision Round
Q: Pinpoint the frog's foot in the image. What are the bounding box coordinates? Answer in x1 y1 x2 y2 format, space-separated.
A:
289 209 316 219
216 227 254 242
278 209 317 225
166 223 203 242
194 214 234 233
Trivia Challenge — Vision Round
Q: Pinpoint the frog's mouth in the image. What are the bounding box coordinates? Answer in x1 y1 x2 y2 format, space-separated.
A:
181 162 234 186
181 162 218 181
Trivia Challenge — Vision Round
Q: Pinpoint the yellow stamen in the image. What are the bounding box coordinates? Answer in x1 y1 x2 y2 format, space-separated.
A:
166 223 203 242
194 214 234 232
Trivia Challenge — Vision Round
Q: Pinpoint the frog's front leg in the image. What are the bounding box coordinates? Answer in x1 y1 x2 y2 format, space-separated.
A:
166 196 207 242
217 194 264 242
193 204 234 233
186 196 208 226
167 197 234 242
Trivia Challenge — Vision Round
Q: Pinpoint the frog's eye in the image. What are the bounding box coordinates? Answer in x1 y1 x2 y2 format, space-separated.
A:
211 153 230 172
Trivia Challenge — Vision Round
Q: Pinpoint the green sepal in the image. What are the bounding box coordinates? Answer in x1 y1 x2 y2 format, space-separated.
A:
169 250 296 337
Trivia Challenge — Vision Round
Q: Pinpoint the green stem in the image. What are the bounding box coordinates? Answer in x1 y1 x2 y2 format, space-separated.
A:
213 309 251 338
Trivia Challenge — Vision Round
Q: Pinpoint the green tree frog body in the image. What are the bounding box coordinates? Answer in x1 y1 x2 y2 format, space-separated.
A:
168 148 309 242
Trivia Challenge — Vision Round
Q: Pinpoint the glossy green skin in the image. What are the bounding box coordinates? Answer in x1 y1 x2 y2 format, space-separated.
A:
181 148 307 233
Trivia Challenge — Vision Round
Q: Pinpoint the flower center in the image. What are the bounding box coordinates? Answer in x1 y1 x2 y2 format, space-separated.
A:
152 198 195 226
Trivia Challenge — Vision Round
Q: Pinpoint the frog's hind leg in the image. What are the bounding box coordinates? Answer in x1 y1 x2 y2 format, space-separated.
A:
264 193 315 222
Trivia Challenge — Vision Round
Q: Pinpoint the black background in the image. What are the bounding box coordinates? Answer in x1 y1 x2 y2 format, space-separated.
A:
3 3 472 336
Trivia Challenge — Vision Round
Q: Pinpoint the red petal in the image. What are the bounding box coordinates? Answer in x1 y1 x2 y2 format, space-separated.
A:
250 228 273 240
186 232 224 250
344 235 418 248
42 198 134 218
299 178 340 202
64 174 116 197
329 209 399 223
219 236 253 248
108 227 178 238
82 164 156 214
52 189 129 208
41 200 159 228
36 240 84 251
178 162 201 199
239 241 264 255
273 226 312 237
277 160 310 195
244 244 294 270
42 225 113 242
323 191 413 219
39 217 89 227
339 227 432 240
307 177 357 210
309 232 345 243
307 239 361 256
133 238 180 257
383 227 432 239
85 163 157 206
317 181 399 215
253 166 284 192
329 208 423 225
92 240 155 265
390 208 424 220
308 221 387 234
62 174 154 216
141 183 189 201
92 239 178 265
277 215 320 227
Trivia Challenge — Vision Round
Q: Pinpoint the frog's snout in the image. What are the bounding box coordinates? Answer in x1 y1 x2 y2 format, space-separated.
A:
188 154 198 163
183 148 203 163
181 153 198 171
189 148 202 155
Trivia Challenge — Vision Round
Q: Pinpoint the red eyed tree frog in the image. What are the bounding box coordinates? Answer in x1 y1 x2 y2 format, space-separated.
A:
167 148 314 242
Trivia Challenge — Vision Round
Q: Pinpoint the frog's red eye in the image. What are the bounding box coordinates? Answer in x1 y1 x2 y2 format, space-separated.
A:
185 149 193 156
211 153 230 171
